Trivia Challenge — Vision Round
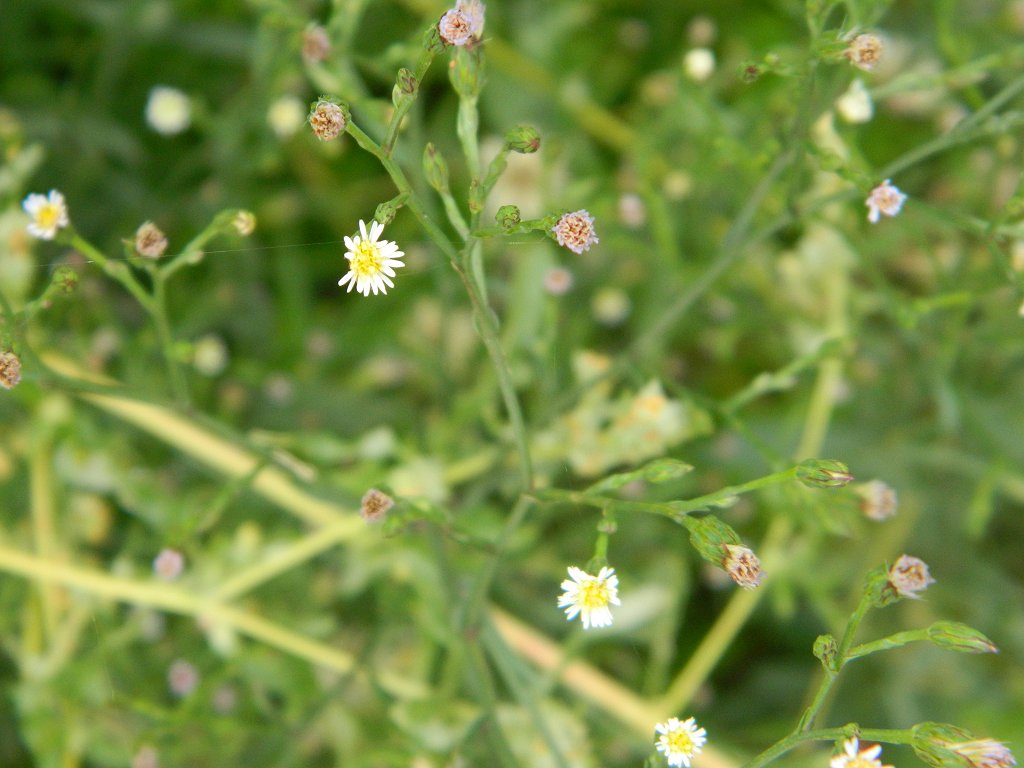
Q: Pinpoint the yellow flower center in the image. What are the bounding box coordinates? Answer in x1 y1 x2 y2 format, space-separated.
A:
579 578 610 609
36 204 61 230
351 240 383 278
666 730 696 756
845 758 878 768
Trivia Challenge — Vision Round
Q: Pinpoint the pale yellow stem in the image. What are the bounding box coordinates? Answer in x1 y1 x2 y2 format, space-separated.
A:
0 546 355 675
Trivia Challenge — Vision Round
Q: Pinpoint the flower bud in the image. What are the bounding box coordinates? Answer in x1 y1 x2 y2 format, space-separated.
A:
813 634 839 670
423 143 450 192
308 97 347 141
796 458 853 488
373 197 406 227
683 514 741 564
393 68 418 110
50 265 78 296
505 124 541 154
845 33 883 72
496 205 521 229
926 621 998 654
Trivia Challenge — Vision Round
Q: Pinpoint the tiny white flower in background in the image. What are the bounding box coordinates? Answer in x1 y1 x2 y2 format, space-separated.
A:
830 738 893 768
145 86 191 136
618 193 647 228
683 48 716 82
360 488 395 523
655 716 707 768
592 287 631 326
192 334 229 377
845 33 884 72
865 179 907 223
267 95 307 139
153 548 185 581
944 739 1017 768
888 554 936 598
557 565 620 629
552 209 599 254
22 190 69 240
855 479 898 521
338 220 406 296
543 266 574 295
439 0 485 46
167 659 199 697
836 79 873 124
302 24 331 64
132 745 160 768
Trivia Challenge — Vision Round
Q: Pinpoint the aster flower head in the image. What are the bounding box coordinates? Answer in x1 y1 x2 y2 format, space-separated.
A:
557 565 620 630
338 220 406 296
888 554 936 599
722 544 763 589
439 0 485 47
153 548 185 581
831 738 893 768
0 351 22 390
552 209 600 254
22 190 70 240
135 221 168 259
309 98 346 141
866 179 907 223
360 488 395 523
845 33 884 71
655 716 707 768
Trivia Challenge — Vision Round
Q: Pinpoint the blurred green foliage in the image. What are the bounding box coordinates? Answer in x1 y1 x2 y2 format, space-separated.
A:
2 0 1024 766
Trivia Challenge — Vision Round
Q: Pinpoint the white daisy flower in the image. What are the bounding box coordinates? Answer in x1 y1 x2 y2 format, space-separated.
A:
22 190 70 240
557 565 620 629
655 716 708 768
145 86 191 136
338 220 406 296
831 738 893 768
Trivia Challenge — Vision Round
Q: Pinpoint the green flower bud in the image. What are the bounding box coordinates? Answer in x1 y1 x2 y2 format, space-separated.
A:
392 68 418 110
505 124 541 154
683 514 741 564
423 143 450 192
796 458 853 488
449 48 480 98
496 205 521 229
813 634 839 671
927 621 999 654
373 196 406 227
50 265 79 296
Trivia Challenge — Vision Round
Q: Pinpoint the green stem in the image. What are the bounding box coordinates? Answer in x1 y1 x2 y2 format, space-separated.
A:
151 274 190 406
69 233 154 311
797 592 872 732
846 629 925 660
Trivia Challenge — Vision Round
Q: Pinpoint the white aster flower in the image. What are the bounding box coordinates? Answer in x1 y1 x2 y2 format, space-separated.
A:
655 716 707 768
552 209 599 254
557 565 620 630
145 86 191 136
722 544 763 589
22 190 70 240
338 220 406 296
865 179 906 223
683 48 716 82
831 738 893 768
